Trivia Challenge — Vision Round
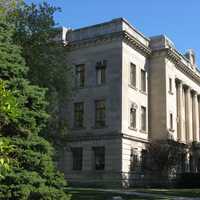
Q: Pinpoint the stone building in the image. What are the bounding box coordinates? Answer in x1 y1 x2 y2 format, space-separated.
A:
58 18 200 187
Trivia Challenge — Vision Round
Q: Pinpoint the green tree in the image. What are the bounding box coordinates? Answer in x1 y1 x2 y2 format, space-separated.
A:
0 81 19 179
13 2 72 141
0 4 70 199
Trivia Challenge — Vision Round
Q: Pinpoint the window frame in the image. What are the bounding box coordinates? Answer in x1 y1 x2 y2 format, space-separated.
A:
75 64 85 88
140 69 146 92
141 106 146 131
169 78 173 93
96 61 106 85
74 102 84 128
95 100 106 128
170 113 173 130
130 63 136 88
71 147 83 171
130 103 137 129
93 146 105 170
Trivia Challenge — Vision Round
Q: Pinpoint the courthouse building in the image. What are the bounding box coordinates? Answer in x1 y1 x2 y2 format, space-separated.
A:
59 18 200 187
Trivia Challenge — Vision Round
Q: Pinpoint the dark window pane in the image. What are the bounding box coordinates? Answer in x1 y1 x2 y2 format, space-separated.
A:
72 147 83 170
95 100 106 127
130 107 136 128
76 64 85 88
169 78 172 92
170 113 173 129
141 69 146 92
93 147 105 170
141 106 146 131
74 102 84 127
130 63 136 87
96 61 106 85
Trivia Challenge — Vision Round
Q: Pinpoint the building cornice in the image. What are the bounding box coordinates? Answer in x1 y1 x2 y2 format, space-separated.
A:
166 48 200 84
66 30 151 57
152 48 200 85
122 31 151 56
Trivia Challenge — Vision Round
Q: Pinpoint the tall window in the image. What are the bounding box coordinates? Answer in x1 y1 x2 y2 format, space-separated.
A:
141 106 146 131
130 148 138 171
96 61 106 85
74 102 84 128
141 69 146 92
95 100 106 127
130 104 137 128
72 147 83 170
169 78 172 92
130 63 136 87
75 64 85 88
93 147 105 170
170 113 173 130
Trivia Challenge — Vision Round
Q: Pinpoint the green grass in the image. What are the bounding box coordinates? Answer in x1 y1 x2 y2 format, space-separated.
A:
66 188 172 200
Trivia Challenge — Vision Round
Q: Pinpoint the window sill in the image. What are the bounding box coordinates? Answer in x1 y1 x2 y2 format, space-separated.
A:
168 91 174 95
139 90 147 95
128 126 137 131
129 84 137 90
72 126 86 130
92 125 108 129
139 129 147 134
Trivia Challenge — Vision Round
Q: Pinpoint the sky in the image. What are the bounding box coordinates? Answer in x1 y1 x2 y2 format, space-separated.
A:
25 0 200 65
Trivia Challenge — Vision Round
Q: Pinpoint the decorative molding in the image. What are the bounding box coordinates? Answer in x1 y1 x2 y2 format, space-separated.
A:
64 132 149 144
122 31 151 56
65 132 121 142
166 48 200 85
121 133 149 143
65 30 151 57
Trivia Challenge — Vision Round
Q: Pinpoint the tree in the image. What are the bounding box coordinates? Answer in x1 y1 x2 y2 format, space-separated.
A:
12 2 72 141
0 4 70 199
144 140 184 176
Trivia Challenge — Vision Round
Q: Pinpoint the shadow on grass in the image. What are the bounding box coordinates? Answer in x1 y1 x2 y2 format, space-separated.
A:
135 188 200 198
67 188 172 200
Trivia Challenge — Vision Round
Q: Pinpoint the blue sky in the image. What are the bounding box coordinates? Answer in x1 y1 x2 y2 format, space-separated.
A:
25 0 200 65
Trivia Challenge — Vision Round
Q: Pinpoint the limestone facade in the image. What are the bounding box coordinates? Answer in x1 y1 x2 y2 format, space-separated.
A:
58 18 200 187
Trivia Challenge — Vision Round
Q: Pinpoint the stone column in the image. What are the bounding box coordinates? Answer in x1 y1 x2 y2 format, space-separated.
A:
176 80 184 142
192 91 199 142
184 85 193 143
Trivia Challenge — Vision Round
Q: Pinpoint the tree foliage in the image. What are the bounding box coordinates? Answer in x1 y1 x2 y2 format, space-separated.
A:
144 140 184 175
0 2 70 199
13 2 72 140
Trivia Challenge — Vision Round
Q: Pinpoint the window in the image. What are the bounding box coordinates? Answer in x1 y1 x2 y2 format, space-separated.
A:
130 104 137 128
141 69 146 92
95 100 106 127
96 61 106 85
130 148 138 171
93 147 105 170
169 78 172 92
141 106 146 131
141 149 147 172
72 147 83 170
75 64 85 88
170 113 173 130
130 63 136 87
74 102 84 128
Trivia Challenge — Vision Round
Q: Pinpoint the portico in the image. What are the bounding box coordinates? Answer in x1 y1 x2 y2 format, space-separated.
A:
176 79 200 144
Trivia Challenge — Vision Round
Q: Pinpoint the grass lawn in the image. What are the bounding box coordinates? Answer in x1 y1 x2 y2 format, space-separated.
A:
134 188 200 198
66 188 172 200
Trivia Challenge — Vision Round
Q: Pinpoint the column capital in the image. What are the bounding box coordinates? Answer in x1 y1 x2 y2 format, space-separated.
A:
191 89 197 96
183 84 190 90
175 78 182 84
